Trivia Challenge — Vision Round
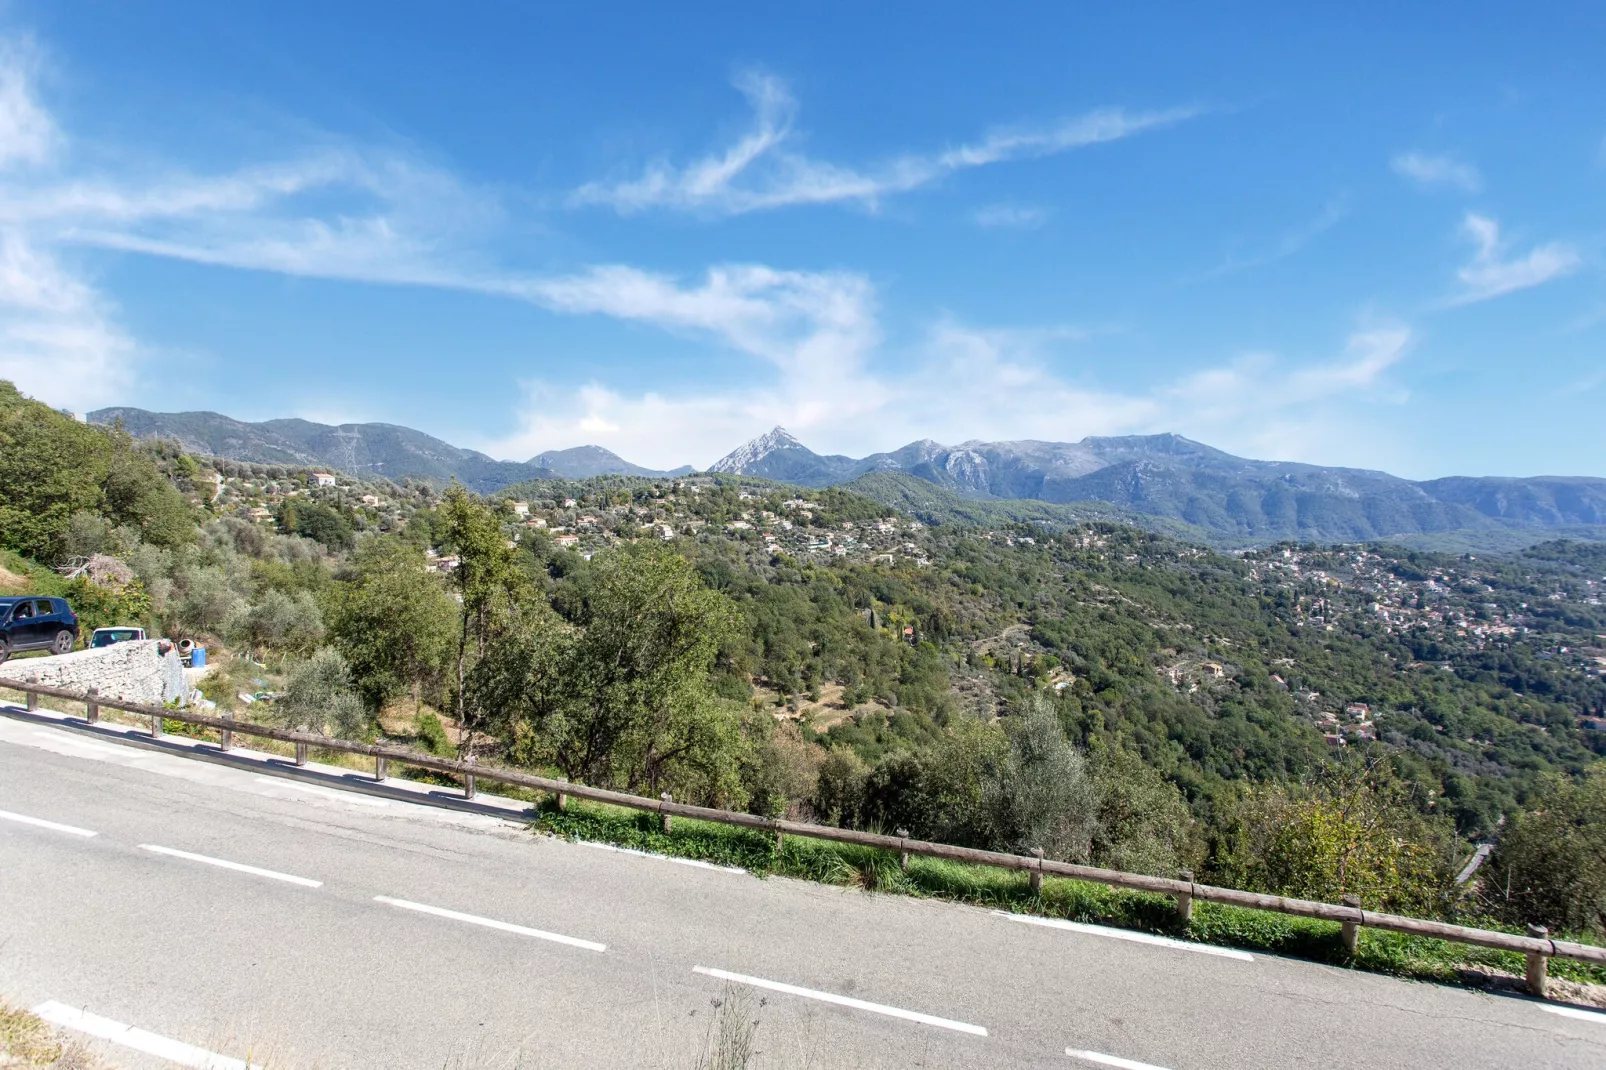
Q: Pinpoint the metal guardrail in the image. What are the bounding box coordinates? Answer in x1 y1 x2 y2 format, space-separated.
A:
4 677 1599 995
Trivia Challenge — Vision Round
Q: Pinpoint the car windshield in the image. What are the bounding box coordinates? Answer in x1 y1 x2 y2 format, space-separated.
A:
90 629 141 647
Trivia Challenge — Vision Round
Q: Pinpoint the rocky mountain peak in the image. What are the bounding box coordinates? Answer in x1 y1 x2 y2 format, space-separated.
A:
710 427 811 473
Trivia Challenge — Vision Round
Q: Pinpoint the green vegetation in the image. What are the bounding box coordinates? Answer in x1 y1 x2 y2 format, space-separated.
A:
3 377 1605 960
0 381 193 562
536 797 1606 988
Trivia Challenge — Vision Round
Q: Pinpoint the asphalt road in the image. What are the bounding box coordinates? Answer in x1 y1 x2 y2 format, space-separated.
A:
1 705 1604 1070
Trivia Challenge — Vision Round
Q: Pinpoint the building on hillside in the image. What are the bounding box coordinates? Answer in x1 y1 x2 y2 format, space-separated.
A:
248 507 273 521
360 494 381 506
309 472 337 487
524 517 548 528
554 534 580 548
510 501 530 518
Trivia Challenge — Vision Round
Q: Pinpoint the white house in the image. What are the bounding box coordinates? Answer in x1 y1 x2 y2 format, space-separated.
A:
309 472 336 487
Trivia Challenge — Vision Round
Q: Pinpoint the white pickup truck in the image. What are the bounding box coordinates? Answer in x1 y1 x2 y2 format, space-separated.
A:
88 626 147 649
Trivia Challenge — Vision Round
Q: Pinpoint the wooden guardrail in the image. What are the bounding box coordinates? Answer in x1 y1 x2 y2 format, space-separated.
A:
4 678 1600 995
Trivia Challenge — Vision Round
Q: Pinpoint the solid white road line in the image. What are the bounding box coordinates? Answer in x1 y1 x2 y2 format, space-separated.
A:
138 844 323 888
0 808 96 837
254 776 390 806
993 911 1254 961
1540 1003 1606 1025
573 838 747 874
32 1000 259 1070
692 965 988 1037
373 896 607 952
34 730 122 754
1066 1049 1173 1070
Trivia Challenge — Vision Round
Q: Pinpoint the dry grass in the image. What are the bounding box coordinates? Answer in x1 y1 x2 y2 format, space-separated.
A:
755 681 890 731
0 1000 108 1069
0 564 29 595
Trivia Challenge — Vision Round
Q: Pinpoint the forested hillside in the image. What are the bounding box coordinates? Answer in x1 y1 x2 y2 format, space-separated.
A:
4 380 1604 938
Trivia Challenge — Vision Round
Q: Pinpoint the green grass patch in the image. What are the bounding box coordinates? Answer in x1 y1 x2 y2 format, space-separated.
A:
533 798 1606 989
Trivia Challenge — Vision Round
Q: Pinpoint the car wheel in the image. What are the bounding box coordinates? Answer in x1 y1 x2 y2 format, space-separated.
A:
52 630 74 655
0 639 8 665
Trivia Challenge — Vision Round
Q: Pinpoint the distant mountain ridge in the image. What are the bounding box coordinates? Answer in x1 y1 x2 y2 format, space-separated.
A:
88 407 691 493
713 427 1606 546
91 405 1606 547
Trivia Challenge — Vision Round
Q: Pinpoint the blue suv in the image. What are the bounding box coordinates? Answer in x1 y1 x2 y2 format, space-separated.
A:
0 597 79 663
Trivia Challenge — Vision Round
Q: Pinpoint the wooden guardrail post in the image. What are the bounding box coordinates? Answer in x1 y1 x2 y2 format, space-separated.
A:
555 777 568 811
295 741 308 766
220 711 233 751
1341 894 1362 954
25 686 37 711
1526 924 1550 997
1030 848 1045 895
896 828 911 871
375 755 387 781
464 754 476 800
1175 869 1194 922
660 793 673 833
150 710 163 739
84 687 99 723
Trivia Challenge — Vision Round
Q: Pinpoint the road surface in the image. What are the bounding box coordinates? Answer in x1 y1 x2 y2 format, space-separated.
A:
1 703 1603 1069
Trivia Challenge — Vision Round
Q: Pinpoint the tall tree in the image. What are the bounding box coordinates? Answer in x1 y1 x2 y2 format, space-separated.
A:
466 545 745 802
329 537 457 715
439 485 523 748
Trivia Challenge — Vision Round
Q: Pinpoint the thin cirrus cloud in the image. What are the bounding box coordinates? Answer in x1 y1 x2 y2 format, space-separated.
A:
971 203 1051 229
1391 152 1482 192
1205 196 1349 278
1451 212 1580 305
569 70 1199 216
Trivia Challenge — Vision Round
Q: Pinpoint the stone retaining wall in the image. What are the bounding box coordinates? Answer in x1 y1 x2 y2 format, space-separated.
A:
0 640 188 706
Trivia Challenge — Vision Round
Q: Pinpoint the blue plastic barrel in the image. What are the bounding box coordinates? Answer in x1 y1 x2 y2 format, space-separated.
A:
191 646 207 668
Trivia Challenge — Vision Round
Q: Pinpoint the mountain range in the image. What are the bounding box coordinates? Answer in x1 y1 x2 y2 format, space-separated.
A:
708 428 1606 548
92 406 1606 549
87 408 692 492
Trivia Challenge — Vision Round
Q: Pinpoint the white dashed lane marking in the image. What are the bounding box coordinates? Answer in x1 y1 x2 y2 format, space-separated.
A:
0 808 97 837
373 896 607 952
692 965 988 1037
138 844 323 888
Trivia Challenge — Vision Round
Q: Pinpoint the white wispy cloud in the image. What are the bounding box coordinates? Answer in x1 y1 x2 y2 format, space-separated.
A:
0 40 57 169
0 41 512 408
1391 152 1482 192
971 203 1050 229
570 70 1198 216
1205 196 1349 277
0 38 1410 470
477 256 1412 470
1451 212 1580 304
0 45 137 411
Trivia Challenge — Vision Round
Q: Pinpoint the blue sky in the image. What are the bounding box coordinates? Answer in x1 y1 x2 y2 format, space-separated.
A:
3 3 1602 478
